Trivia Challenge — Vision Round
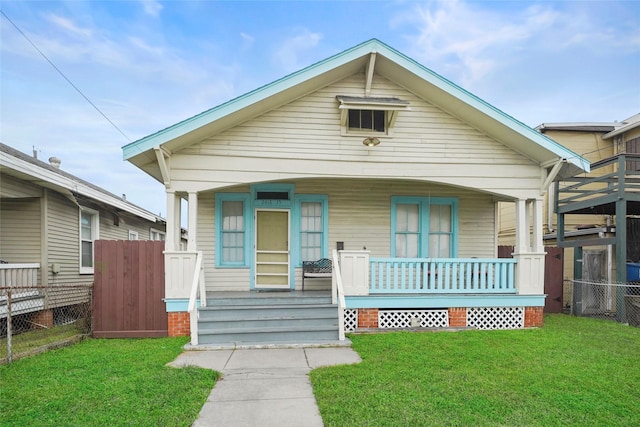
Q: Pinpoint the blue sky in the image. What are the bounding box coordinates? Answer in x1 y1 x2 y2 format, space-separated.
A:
1 0 639 217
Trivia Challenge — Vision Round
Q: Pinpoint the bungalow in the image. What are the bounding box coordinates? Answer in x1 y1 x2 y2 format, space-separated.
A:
123 39 589 346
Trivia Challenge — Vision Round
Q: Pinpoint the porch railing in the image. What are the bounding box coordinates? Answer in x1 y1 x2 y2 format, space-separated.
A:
186 251 205 346
0 263 40 287
369 258 517 293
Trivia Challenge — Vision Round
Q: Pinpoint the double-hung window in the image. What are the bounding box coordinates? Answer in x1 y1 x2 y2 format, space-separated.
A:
216 194 250 267
391 197 457 258
80 207 99 274
295 195 328 265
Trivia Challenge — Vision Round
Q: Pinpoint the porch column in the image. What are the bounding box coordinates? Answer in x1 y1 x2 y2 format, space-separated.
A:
187 192 198 251
513 198 546 295
165 190 181 252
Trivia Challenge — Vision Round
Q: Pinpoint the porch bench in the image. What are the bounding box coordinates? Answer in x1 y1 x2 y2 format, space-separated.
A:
302 258 332 290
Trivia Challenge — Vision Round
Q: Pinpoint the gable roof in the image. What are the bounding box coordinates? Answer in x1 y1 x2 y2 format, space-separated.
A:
1 143 164 223
123 38 589 179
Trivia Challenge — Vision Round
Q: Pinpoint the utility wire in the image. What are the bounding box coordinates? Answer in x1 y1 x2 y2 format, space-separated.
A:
1 10 132 142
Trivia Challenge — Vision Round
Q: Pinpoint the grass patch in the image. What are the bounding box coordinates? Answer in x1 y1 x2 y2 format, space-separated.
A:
0 323 84 361
0 337 217 427
311 314 640 426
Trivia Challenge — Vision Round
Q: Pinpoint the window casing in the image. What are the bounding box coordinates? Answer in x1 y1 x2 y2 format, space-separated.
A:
391 197 457 258
128 230 139 240
215 194 251 267
295 195 328 265
150 228 166 241
336 95 410 136
79 207 99 274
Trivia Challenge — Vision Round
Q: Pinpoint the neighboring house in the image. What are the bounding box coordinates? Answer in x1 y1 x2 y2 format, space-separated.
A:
0 143 166 325
123 39 589 344
499 114 640 307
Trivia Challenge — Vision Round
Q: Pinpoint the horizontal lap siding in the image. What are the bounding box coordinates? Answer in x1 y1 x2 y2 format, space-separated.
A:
172 73 539 197
0 173 42 198
198 179 496 290
0 198 41 263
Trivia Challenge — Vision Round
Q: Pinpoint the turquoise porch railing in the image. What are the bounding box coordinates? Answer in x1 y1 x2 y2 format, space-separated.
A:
369 258 517 293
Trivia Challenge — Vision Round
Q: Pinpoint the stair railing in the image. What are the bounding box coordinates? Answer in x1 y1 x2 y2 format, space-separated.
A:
187 251 205 346
331 249 347 341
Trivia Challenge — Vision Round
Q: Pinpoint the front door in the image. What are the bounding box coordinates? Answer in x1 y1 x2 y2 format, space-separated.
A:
255 209 290 289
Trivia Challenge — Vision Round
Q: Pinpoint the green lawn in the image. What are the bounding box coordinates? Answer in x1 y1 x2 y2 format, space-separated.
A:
311 314 640 427
0 337 217 427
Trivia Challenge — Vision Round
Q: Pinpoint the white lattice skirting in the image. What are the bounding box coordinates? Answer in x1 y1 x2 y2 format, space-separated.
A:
378 309 449 328
344 309 358 332
467 307 524 330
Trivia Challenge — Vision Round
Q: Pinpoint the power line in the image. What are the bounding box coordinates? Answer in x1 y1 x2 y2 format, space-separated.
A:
1 10 132 142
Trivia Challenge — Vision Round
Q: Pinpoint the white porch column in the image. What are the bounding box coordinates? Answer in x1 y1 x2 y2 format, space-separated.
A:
532 198 544 253
514 199 529 254
513 198 546 295
165 191 178 251
187 192 198 251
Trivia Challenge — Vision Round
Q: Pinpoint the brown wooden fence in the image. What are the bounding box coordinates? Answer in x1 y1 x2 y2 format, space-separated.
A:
93 240 167 338
498 245 564 313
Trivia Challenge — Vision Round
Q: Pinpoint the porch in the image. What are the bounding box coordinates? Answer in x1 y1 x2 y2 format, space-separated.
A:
172 250 544 346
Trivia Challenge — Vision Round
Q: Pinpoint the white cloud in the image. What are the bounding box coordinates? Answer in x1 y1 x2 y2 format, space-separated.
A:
141 0 163 18
272 29 323 72
393 0 560 86
45 13 93 37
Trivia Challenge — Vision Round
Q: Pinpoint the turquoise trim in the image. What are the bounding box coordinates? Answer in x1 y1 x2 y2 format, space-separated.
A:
164 298 199 312
391 196 458 258
345 294 546 309
292 194 329 267
251 183 295 208
215 193 252 268
123 38 588 172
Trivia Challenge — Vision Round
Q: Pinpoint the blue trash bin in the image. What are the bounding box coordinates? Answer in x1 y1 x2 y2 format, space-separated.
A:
627 263 640 283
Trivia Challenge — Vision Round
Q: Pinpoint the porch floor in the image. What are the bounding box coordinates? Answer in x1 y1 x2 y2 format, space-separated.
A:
204 290 331 301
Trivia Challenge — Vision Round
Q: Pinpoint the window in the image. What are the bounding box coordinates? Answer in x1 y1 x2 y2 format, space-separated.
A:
215 194 250 267
80 207 99 274
391 197 457 258
348 109 386 132
336 95 410 136
295 195 328 265
128 230 139 240
150 228 165 241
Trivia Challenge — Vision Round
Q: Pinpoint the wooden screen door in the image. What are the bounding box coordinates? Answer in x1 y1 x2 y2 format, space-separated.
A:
255 209 290 289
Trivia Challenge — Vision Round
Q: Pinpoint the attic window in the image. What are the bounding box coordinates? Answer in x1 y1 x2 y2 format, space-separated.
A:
336 95 410 136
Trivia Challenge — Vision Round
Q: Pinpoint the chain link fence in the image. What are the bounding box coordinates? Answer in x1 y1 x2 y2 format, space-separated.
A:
1 284 92 364
570 280 640 326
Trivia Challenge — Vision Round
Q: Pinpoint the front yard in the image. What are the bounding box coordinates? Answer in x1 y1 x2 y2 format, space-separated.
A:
0 337 216 427
1 315 638 426
311 314 640 426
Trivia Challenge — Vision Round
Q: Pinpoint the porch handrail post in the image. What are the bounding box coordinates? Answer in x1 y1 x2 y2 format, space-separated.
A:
332 249 346 341
187 251 204 346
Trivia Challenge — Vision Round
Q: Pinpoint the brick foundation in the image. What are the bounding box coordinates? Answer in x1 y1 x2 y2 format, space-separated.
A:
524 306 544 327
168 312 190 337
448 307 467 327
32 309 53 329
357 308 379 328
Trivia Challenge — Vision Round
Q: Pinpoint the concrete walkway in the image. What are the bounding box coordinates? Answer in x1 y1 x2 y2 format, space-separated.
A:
168 347 362 426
